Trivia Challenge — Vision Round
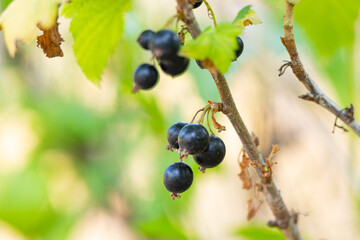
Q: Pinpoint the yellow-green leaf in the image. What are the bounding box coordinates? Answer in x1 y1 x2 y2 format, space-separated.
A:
233 9 262 29
232 5 252 24
61 0 131 84
179 23 241 73
0 0 66 57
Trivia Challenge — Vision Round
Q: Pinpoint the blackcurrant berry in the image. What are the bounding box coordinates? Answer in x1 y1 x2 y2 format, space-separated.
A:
167 122 188 149
137 30 155 50
163 162 193 194
160 56 189 77
193 0 203 9
151 30 180 60
178 123 210 155
193 135 226 169
234 36 244 60
132 64 159 93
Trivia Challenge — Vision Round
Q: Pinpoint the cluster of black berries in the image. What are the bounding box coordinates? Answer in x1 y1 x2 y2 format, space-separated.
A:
163 122 226 199
132 28 190 93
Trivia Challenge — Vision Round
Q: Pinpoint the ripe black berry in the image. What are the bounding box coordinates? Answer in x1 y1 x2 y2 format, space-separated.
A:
151 30 180 60
132 64 159 93
193 0 203 9
163 162 193 194
167 122 188 149
193 135 226 169
137 30 155 50
178 123 210 155
234 36 244 60
160 56 189 77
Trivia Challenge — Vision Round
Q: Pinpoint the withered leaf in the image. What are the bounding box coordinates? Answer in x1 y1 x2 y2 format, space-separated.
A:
246 199 264 221
37 21 64 58
0 0 66 57
238 168 252 189
238 149 252 189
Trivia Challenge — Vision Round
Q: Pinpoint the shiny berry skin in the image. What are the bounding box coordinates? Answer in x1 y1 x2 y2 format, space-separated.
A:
151 30 180 60
167 122 188 149
193 135 226 168
163 162 193 193
160 56 189 77
234 36 244 59
193 0 203 9
132 64 159 92
137 30 155 50
178 123 210 155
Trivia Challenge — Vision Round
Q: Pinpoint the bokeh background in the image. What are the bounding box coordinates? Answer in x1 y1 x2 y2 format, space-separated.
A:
0 0 360 239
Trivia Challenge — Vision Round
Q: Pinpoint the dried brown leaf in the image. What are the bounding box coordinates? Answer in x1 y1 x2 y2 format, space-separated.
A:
246 199 263 220
238 169 252 189
211 112 226 132
238 149 252 189
37 21 64 58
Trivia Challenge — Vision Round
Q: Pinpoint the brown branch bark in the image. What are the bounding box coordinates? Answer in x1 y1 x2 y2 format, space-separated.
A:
281 1 360 137
176 1 303 239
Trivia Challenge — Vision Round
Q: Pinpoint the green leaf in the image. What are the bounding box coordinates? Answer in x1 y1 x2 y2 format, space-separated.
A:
232 5 252 24
179 23 241 73
61 0 85 18
233 225 285 240
61 0 131 84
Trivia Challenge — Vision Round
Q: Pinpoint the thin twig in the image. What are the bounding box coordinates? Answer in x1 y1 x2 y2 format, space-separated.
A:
191 107 205 123
281 1 360 137
176 1 303 239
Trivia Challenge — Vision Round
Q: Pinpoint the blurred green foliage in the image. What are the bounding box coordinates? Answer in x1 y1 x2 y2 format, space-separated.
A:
0 0 12 10
295 0 360 105
233 224 285 240
266 0 360 105
0 0 359 239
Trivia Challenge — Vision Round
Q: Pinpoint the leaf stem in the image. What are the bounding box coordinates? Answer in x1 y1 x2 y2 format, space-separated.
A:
203 0 217 28
206 108 215 135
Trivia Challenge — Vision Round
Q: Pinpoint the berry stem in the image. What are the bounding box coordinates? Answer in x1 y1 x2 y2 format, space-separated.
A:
205 108 215 135
191 107 205 123
162 14 178 30
203 0 217 28
197 105 210 124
